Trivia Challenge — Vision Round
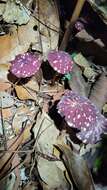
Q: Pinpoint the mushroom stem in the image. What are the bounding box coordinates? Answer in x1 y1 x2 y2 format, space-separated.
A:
51 72 61 85
59 0 86 51
15 78 21 85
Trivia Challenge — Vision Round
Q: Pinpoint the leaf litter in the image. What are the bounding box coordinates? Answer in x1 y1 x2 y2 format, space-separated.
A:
0 0 107 189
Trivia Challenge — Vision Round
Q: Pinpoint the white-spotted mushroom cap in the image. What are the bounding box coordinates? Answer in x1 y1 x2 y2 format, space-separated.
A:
47 50 73 74
57 90 107 144
10 52 42 78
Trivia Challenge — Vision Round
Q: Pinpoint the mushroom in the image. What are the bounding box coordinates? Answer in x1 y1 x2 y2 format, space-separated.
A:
48 50 73 74
47 50 74 83
74 20 84 32
10 52 42 78
57 90 107 144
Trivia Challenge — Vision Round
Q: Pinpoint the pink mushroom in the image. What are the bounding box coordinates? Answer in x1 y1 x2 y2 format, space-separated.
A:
10 52 42 78
57 90 107 144
47 50 74 74
75 21 84 32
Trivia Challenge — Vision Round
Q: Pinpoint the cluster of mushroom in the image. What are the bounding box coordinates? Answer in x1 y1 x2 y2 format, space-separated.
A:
10 50 74 78
10 51 107 144
57 90 107 144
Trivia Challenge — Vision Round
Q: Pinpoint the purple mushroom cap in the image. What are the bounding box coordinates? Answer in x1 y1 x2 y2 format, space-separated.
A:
75 21 84 32
47 50 73 74
10 52 42 78
57 90 107 144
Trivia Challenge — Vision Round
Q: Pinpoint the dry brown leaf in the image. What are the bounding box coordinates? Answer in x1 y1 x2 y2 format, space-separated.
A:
40 83 64 96
40 83 64 111
0 3 5 15
0 64 10 81
21 124 32 143
56 144 95 190
0 91 14 108
37 157 70 190
15 85 37 100
103 103 107 113
0 80 11 91
0 0 59 63
68 64 88 97
76 29 94 41
0 130 24 179
18 0 60 57
2 0 30 25
2 108 12 119
52 91 65 102
11 153 21 190
75 30 107 67
42 100 50 113
33 112 59 155
17 16 40 52
0 32 22 64
0 18 38 64
34 0 60 56
22 182 38 190
12 105 37 143
89 73 107 111
73 53 97 80
24 79 39 92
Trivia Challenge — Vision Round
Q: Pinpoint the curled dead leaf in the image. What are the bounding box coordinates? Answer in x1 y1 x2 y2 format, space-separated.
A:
15 85 37 100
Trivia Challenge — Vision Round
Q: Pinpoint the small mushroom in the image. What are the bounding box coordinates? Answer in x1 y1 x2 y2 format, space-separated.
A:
47 50 74 84
47 50 73 75
57 90 107 144
74 21 84 32
10 52 42 78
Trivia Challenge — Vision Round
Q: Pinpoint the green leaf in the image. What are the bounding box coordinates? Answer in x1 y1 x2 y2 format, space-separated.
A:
94 157 102 170
62 73 72 81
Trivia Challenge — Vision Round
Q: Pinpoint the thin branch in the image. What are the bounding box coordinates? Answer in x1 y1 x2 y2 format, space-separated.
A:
59 0 86 51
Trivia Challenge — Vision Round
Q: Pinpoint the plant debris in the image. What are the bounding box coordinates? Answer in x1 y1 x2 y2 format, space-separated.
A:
0 0 107 189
